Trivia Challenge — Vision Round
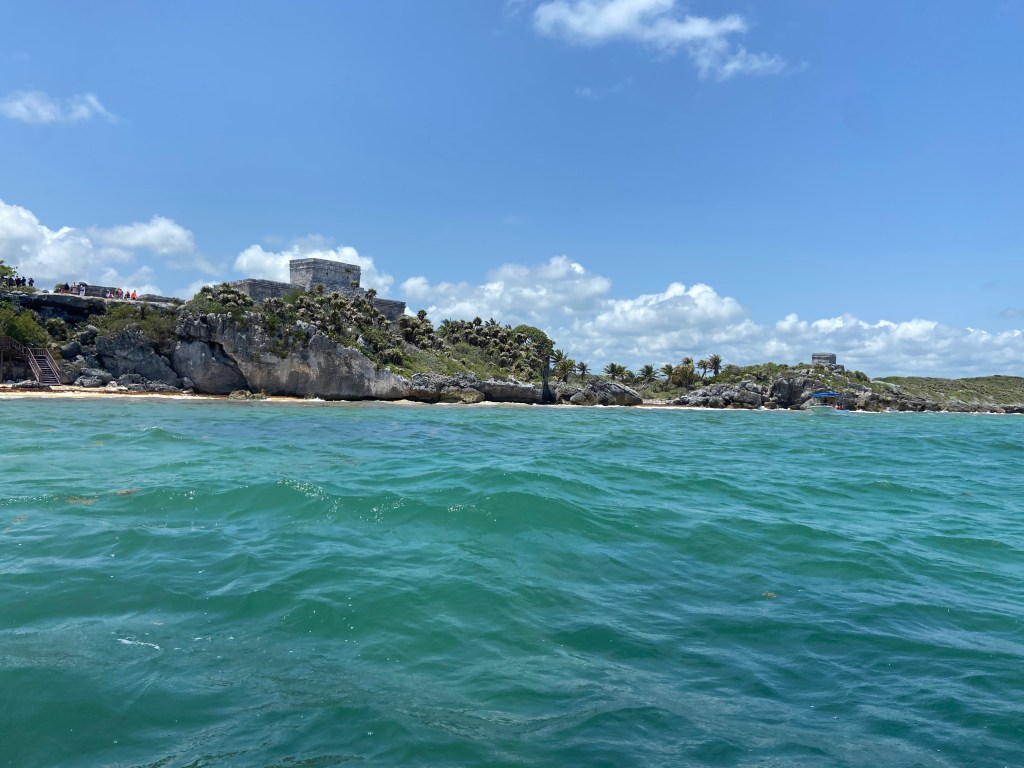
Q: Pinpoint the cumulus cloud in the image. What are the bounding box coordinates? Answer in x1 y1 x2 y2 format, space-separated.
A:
90 216 195 255
0 90 116 124
0 200 203 295
399 255 1024 377
402 255 610 325
532 0 785 80
234 237 395 295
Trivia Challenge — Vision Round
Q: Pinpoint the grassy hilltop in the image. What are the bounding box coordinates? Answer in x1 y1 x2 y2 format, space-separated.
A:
876 376 1024 406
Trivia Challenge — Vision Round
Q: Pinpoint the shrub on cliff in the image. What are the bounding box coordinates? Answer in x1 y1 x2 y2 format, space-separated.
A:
258 288 405 366
435 319 550 380
89 303 178 350
184 284 255 320
0 302 48 346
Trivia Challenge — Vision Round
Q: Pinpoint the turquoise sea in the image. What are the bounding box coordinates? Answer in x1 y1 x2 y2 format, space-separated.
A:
1 397 1022 767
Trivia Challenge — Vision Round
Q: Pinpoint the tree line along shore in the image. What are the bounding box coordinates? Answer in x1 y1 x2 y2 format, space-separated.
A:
1 275 1022 412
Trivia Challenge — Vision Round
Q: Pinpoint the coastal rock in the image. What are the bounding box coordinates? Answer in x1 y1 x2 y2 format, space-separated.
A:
406 373 543 404
74 368 114 388
570 390 598 406
475 377 543 404
116 373 181 393
408 373 485 403
671 381 765 409
174 313 410 399
229 389 268 400
77 325 100 345
96 329 182 387
1 290 108 326
60 341 82 360
767 377 816 408
588 378 643 406
554 378 642 406
172 341 248 394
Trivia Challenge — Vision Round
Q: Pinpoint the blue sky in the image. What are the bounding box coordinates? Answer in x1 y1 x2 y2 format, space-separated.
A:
2 1 1023 377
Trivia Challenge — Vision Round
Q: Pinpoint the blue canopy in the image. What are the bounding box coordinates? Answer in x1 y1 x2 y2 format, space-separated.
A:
813 391 842 398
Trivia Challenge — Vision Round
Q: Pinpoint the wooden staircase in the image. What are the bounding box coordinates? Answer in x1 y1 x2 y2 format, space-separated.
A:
0 336 65 385
32 349 63 384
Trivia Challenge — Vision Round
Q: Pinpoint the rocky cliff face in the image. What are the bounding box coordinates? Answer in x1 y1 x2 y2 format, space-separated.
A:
552 378 643 406
173 313 411 399
97 329 182 388
668 374 1024 413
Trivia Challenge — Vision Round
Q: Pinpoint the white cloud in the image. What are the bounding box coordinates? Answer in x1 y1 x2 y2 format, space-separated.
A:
0 200 203 295
90 216 195 255
399 255 1024 378
532 0 785 80
402 255 610 325
234 238 395 295
0 90 116 124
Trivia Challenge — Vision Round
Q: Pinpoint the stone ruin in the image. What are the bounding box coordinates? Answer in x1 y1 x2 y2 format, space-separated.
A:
229 258 406 321
812 352 845 372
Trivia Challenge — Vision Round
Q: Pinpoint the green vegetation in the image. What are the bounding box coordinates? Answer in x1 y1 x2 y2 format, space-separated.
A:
610 356 879 401
184 287 560 379
183 283 255 321
0 301 48 346
258 285 403 364
0 260 14 280
877 375 1024 405
431 318 552 380
89 303 178 351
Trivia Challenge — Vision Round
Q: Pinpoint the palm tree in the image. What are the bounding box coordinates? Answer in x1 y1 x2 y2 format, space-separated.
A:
671 358 696 388
637 364 656 387
697 359 709 380
554 357 575 382
708 353 722 377
659 363 675 384
576 361 590 377
603 362 626 381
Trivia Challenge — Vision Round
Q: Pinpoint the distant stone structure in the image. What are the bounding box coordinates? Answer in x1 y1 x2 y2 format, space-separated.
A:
229 258 406 322
812 352 845 372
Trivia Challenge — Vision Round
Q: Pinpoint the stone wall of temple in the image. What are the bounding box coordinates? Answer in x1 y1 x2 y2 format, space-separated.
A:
229 260 406 322
289 259 361 294
372 298 406 322
229 279 295 303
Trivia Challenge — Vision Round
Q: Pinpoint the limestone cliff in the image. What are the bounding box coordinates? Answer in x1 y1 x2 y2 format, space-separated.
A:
173 312 410 399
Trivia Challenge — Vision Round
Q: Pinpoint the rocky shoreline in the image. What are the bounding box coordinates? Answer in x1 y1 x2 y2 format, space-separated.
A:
3 290 1022 413
664 378 1024 414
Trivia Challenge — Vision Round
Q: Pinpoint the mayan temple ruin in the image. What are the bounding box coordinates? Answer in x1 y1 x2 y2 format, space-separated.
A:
229 258 406 321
